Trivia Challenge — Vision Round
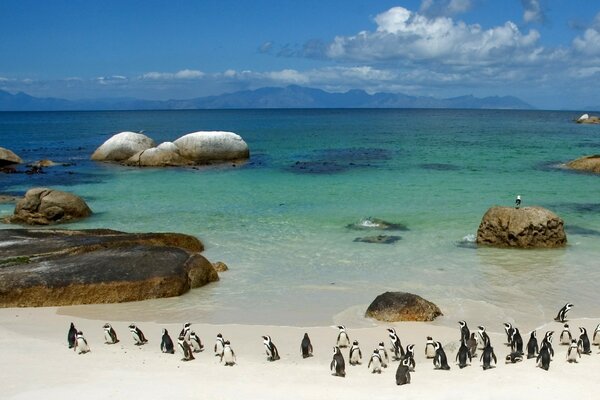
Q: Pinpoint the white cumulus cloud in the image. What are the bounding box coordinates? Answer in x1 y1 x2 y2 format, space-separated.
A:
522 0 545 23
142 69 205 80
572 13 600 56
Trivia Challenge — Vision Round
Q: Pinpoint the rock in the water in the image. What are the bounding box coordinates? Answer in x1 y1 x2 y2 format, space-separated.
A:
476 206 566 248
0 229 218 307
124 141 194 167
91 131 156 161
3 188 92 225
353 235 401 244
173 131 250 164
0 147 22 166
0 195 22 204
576 115 600 124
212 261 229 272
365 291 443 322
565 155 600 174
346 217 408 231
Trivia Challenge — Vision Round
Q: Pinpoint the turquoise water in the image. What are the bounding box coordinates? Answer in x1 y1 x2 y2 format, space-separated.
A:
1 109 599 326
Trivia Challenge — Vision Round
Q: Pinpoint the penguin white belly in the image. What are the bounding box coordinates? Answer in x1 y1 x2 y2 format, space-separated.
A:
425 345 435 358
104 331 113 343
223 349 235 365
338 334 349 347
76 338 90 354
370 358 382 373
350 351 361 364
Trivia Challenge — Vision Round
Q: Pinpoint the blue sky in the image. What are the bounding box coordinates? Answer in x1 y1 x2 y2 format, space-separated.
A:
1 0 599 109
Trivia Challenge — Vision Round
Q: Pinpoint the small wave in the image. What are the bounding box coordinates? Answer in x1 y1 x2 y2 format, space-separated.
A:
456 234 477 249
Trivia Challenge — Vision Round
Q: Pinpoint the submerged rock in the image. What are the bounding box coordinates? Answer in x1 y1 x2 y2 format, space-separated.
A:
476 206 566 248
173 131 250 164
565 155 600 174
212 261 229 272
346 217 408 231
353 235 401 244
0 229 218 307
365 291 443 322
91 131 156 161
0 147 22 166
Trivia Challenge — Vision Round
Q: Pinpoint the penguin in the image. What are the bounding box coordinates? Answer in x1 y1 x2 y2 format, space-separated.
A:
189 331 204 353
336 325 350 348
541 331 554 360
467 332 478 357
301 333 313 358
67 322 78 349
180 322 192 342
456 339 471 369
403 344 416 371
537 342 552 371
503 322 514 346
160 328 175 354
480 341 497 370
526 330 539 359
74 331 90 354
103 323 119 344
367 349 382 373
177 335 195 361
433 341 450 370
505 352 523 364
387 328 404 360
510 327 524 355
349 340 362 365
458 321 470 344
478 326 490 349
214 333 225 357
425 336 436 359
593 323 600 346
554 303 574 323
578 327 592 355
378 342 389 368
567 339 581 363
128 323 148 345
221 340 236 366
395 357 411 385
515 195 521 209
559 324 572 345
330 346 346 377
262 335 280 361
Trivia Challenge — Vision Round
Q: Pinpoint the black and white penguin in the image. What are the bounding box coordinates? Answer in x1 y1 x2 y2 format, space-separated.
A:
559 324 572 345
526 330 539 359
433 341 450 370
578 327 592 355
221 340 236 366
395 357 412 386
177 335 195 361
301 333 313 358
537 342 552 371
349 340 362 365
262 335 280 361
74 331 90 354
515 195 521 209
336 325 350 348
425 336 436 359
128 323 148 345
378 342 389 368
189 331 204 353
458 321 470 344
368 349 382 373
478 326 490 349
593 323 600 346
554 303 574 323
505 352 523 364
160 328 175 354
503 322 514 346
510 327 524 355
330 346 346 377
387 328 404 360
567 339 581 363
456 339 471 369
467 332 478 357
68 322 77 349
480 341 497 370
103 323 119 344
180 322 192 342
541 331 555 360
214 333 225 357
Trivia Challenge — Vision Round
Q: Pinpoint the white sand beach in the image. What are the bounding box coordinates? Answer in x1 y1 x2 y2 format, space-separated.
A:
2 307 599 400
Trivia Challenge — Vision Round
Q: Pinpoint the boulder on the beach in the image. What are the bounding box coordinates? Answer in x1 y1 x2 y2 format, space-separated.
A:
353 235 401 244
124 142 194 167
346 217 408 231
213 261 229 272
565 155 600 174
91 131 156 161
3 187 92 225
365 291 443 322
0 228 219 307
0 147 22 166
173 131 250 164
476 206 566 248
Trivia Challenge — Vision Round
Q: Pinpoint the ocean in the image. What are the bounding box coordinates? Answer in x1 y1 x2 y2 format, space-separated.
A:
1 109 599 328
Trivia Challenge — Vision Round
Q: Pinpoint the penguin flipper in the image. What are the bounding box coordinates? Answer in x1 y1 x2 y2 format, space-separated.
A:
492 352 497 365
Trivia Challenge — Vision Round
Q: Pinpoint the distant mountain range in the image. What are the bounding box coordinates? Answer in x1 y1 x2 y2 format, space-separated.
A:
0 85 534 111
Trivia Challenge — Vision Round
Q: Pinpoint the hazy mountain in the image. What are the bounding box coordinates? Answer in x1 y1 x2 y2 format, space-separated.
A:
0 86 534 111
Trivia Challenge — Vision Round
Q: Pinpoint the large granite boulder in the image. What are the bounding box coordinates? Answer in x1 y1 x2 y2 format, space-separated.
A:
0 229 219 307
0 147 22 166
124 141 194 167
576 114 600 124
91 131 156 161
365 291 443 322
476 206 566 248
565 155 600 174
173 131 250 163
3 188 92 225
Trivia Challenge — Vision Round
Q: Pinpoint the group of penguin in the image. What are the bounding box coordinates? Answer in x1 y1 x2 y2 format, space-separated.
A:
66 303 600 385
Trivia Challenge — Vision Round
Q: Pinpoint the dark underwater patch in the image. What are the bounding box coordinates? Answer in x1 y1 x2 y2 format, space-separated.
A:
551 203 600 213
419 163 461 171
565 225 600 236
285 147 392 175
353 235 401 244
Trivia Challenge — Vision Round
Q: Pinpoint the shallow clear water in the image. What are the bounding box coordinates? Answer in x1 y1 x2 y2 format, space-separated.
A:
2 109 599 327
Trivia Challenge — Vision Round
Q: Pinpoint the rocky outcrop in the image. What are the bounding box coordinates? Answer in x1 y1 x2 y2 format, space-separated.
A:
91 131 156 161
365 291 443 322
212 261 229 272
565 155 600 174
173 131 250 163
576 114 600 124
124 141 194 167
0 229 218 307
0 147 22 166
3 188 92 225
476 206 566 248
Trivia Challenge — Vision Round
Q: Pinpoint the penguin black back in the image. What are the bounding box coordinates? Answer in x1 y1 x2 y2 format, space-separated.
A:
161 329 175 354
537 342 551 370
433 341 450 370
330 346 346 377
68 322 77 348
456 340 471 369
395 358 411 385
554 303 573 322
526 330 538 359
301 333 313 358
510 328 523 355
480 342 497 370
